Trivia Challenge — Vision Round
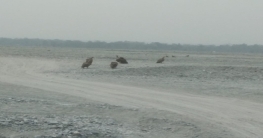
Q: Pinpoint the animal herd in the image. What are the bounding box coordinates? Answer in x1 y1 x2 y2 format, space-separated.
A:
81 54 189 69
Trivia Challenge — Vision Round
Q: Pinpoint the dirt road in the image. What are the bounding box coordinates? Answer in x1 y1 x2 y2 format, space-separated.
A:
0 56 262 138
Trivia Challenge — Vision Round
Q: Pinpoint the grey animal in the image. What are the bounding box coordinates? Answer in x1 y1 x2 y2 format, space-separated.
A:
110 62 118 69
81 57 93 69
186 55 189 57
116 55 128 64
156 57 165 63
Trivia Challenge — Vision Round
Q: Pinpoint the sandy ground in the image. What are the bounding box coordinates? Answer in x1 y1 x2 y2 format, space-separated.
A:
0 46 263 138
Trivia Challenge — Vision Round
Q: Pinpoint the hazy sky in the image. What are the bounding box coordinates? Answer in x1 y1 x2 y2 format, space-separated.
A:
0 0 262 45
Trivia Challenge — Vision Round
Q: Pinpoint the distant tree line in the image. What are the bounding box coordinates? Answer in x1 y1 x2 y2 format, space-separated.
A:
0 37 263 53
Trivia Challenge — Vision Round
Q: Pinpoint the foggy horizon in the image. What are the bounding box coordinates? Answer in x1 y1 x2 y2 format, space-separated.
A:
1 0 263 45
2 37 263 46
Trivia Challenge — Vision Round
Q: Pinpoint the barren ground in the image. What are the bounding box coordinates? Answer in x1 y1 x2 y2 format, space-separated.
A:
0 46 263 138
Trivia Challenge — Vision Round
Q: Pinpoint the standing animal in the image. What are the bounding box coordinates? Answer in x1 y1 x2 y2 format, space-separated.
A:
81 57 93 69
116 55 128 64
110 62 118 69
156 57 165 63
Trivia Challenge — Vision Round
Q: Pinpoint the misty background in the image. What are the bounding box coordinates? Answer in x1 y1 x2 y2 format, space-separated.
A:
1 38 263 53
0 0 263 51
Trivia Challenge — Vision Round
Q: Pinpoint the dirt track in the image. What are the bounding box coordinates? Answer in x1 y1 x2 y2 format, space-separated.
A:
0 46 263 138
